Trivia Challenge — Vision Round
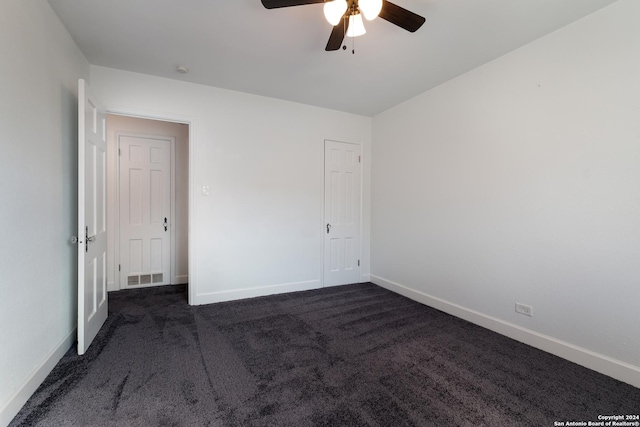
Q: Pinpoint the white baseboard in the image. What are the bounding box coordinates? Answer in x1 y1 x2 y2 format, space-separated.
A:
193 279 322 305
370 274 640 389
107 280 117 292
173 275 188 285
0 329 75 427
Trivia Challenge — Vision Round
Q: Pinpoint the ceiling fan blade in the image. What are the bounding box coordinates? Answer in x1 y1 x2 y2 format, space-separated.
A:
325 17 349 51
378 0 425 32
261 0 324 9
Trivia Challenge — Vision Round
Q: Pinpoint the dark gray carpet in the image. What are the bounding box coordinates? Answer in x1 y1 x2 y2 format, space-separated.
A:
10 283 639 426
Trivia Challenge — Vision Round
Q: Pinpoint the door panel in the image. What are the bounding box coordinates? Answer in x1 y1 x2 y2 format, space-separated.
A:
324 140 361 286
119 135 171 288
78 79 108 355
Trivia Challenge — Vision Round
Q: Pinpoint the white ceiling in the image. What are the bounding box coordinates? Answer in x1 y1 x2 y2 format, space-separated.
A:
48 0 617 116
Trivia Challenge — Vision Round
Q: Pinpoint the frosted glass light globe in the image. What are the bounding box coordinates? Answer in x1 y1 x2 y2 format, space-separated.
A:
359 0 382 20
346 12 366 37
324 0 348 26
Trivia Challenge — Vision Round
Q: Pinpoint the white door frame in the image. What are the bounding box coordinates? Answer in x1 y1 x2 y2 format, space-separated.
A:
322 139 363 287
107 108 195 305
115 131 176 290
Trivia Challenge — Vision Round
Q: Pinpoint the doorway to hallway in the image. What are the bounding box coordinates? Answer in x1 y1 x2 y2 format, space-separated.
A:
106 115 189 291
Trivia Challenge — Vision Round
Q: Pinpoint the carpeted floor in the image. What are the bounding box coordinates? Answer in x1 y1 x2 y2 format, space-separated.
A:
10 283 640 426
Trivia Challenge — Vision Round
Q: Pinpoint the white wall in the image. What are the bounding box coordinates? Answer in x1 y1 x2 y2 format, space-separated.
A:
0 1 90 424
106 115 189 290
91 66 372 304
371 0 640 387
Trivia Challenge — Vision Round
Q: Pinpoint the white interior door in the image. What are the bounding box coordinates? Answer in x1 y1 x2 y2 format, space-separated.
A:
119 135 171 288
324 140 361 287
78 79 108 355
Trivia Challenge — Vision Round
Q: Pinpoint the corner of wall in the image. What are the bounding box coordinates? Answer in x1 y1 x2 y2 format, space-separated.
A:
371 275 640 389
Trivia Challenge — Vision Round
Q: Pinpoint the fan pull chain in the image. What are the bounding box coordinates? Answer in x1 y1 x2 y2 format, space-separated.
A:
342 15 347 51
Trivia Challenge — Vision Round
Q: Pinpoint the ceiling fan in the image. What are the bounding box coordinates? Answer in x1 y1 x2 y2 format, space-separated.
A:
260 0 426 51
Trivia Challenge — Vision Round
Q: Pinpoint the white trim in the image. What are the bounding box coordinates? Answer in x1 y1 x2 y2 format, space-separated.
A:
370 274 640 389
193 280 321 305
359 148 365 285
0 329 75 426
174 274 189 284
170 138 177 284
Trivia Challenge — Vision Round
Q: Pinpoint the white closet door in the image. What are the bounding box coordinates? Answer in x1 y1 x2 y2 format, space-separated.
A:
324 140 361 287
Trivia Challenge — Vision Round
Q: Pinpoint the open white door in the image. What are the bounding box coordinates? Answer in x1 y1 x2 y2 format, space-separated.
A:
77 79 108 355
324 140 361 287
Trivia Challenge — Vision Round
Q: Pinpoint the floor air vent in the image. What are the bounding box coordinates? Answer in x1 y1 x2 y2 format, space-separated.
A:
127 273 164 286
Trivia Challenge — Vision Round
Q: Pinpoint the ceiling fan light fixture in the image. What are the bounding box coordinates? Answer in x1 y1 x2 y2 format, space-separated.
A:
324 0 348 26
359 0 383 20
346 12 366 37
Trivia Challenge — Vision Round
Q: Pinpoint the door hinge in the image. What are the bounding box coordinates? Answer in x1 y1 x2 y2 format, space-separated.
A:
358 155 361 163
118 148 121 156
358 259 360 266
119 264 121 272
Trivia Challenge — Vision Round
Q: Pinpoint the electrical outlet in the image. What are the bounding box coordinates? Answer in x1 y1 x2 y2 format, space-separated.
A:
515 303 533 317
